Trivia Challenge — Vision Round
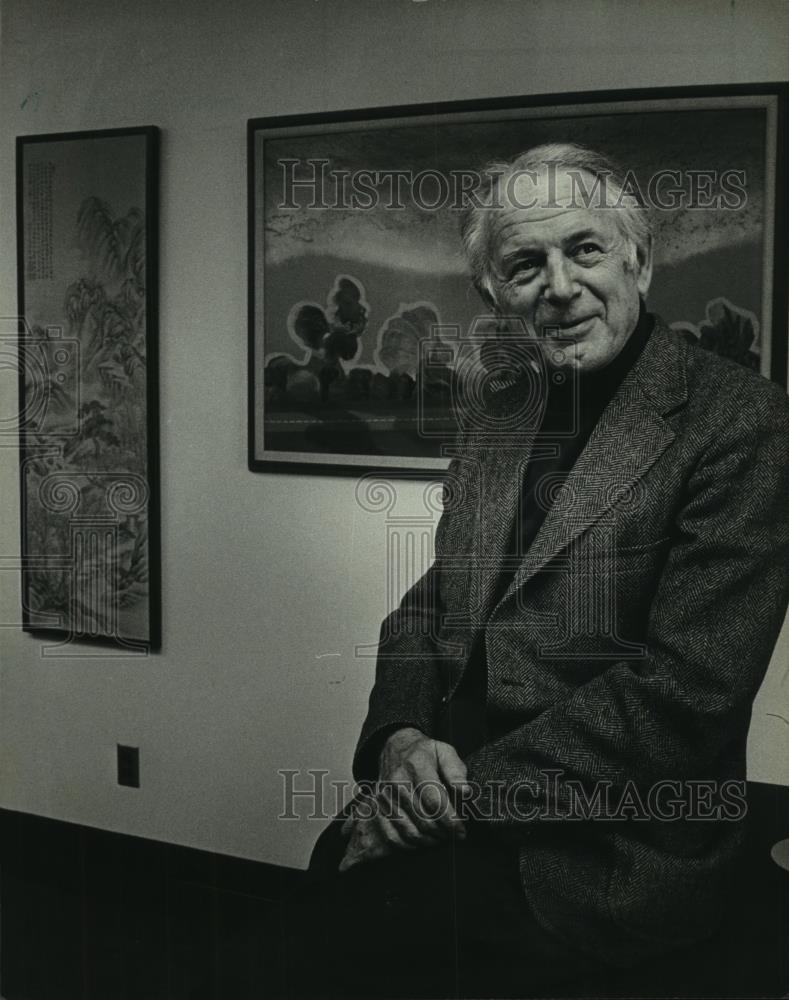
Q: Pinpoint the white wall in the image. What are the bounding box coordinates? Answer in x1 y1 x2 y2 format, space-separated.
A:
1 0 788 870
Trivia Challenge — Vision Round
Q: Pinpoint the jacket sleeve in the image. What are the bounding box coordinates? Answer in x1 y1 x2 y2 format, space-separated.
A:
463 378 789 826
352 455 470 782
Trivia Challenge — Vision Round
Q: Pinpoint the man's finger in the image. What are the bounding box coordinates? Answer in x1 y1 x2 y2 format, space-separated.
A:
413 778 467 837
377 784 446 845
338 814 406 872
435 742 470 795
392 778 458 838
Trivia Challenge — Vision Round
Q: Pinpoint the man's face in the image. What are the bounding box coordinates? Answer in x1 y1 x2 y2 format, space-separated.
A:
487 168 652 373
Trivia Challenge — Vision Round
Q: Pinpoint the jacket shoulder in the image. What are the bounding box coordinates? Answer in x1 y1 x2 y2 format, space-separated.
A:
652 318 789 428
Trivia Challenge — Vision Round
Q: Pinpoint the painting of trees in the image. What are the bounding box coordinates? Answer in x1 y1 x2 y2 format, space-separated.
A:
19 129 157 646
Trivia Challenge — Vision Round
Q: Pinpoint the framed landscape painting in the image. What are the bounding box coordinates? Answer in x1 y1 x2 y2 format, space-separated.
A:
248 83 787 474
17 126 160 649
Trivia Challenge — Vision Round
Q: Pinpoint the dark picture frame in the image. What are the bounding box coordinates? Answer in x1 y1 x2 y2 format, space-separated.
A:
248 83 788 475
16 126 161 650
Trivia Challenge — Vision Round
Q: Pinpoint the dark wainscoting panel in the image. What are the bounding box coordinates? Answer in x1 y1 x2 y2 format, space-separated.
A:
0 810 304 1000
1 782 788 999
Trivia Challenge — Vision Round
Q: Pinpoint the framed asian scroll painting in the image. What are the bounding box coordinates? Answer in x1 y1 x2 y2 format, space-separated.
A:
16 126 160 649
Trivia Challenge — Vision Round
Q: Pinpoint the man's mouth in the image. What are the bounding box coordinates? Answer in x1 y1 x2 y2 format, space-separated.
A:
540 316 597 336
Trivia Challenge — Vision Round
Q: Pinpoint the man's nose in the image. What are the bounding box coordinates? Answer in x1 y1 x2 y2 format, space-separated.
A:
543 253 578 303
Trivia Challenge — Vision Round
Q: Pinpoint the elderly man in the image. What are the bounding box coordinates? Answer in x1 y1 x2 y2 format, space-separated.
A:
283 144 789 999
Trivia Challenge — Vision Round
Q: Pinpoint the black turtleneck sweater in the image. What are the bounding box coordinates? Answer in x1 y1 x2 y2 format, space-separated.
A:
436 306 654 757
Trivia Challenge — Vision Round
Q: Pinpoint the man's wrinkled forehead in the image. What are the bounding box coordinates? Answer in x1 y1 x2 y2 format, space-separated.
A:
485 167 634 252
491 206 620 260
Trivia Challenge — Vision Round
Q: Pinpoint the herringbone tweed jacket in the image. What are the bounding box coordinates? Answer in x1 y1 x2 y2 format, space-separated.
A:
353 317 789 966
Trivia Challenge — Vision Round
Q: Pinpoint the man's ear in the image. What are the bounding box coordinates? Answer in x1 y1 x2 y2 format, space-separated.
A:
635 237 653 298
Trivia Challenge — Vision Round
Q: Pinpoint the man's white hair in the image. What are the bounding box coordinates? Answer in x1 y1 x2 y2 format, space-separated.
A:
460 142 654 302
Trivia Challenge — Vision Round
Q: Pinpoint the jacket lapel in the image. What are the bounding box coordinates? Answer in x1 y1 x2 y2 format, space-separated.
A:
491 321 689 606
465 369 555 622
470 429 559 623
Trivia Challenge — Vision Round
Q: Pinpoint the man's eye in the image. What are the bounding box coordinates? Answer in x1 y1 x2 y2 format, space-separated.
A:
572 243 602 258
510 258 540 277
